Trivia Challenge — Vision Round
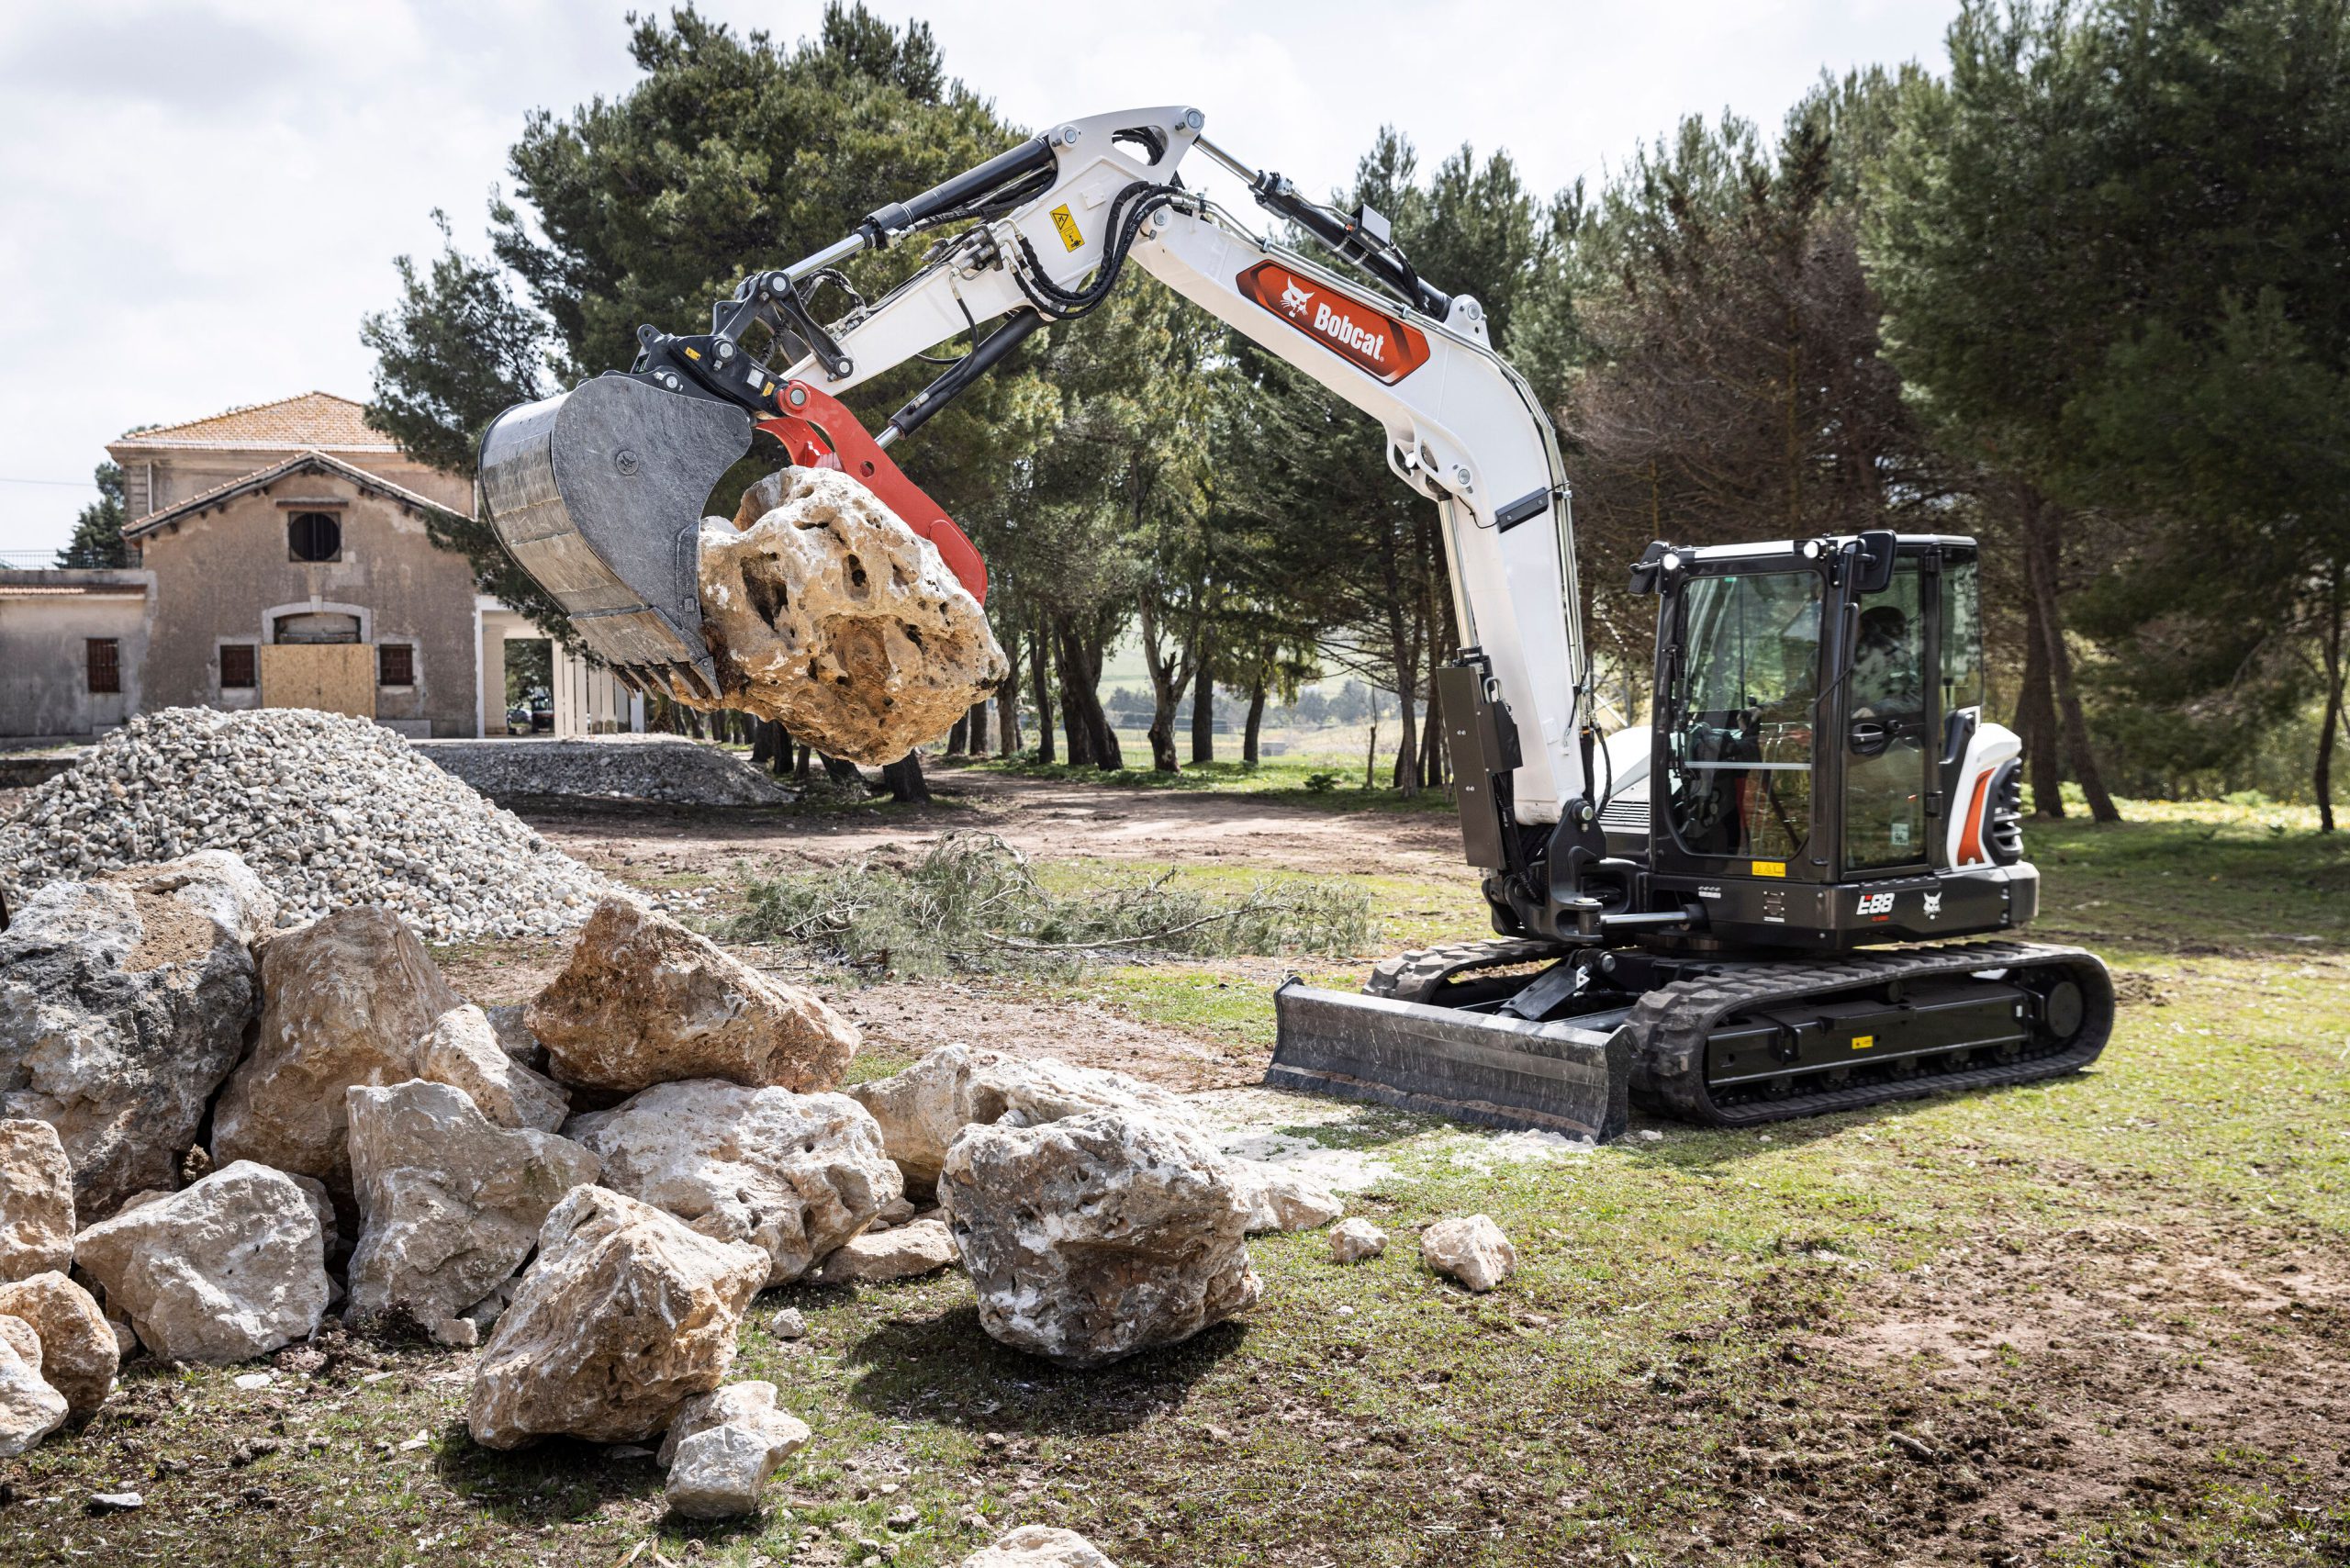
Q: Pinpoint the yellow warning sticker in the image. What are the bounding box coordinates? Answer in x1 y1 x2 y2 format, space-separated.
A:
1751 860 1786 879
1050 204 1084 252
1851 1034 1875 1050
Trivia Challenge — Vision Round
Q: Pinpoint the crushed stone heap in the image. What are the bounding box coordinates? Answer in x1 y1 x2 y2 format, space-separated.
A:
683 466 1009 766
0 708 613 942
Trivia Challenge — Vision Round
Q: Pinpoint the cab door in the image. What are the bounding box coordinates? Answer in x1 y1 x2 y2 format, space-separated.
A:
1842 557 1935 873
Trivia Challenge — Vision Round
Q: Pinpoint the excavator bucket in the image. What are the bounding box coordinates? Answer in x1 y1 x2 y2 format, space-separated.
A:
1269 980 1631 1142
476 375 753 700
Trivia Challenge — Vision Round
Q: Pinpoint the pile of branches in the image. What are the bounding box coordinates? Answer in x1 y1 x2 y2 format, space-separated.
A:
727 832 1371 979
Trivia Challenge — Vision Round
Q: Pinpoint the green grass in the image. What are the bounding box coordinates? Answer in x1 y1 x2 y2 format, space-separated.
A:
946 753 1457 812
7 803 2350 1566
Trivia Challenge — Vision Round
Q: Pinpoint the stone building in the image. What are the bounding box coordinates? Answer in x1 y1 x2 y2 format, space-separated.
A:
1 392 638 741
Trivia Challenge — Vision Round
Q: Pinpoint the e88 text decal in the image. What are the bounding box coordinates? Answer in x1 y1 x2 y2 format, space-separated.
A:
1857 891 1897 917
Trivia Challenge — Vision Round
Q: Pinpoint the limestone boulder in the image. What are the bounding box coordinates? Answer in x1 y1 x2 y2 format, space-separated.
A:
1327 1217 1387 1264
0 1272 116 1415
344 1081 599 1328
849 1045 1199 1199
941 1110 1260 1370
482 1003 547 1070
0 1333 66 1458
567 1080 896 1286
97 850 279 949
208 907 461 1197
1229 1159 1342 1235
685 465 1009 766
1420 1214 1516 1293
655 1379 808 1467
658 1380 811 1517
0 1119 74 1281
0 878 259 1218
528 897 857 1095
73 1161 329 1363
415 1005 568 1133
959 1527 1120 1568
809 1217 957 1284
466 1186 768 1449
0 1315 36 1371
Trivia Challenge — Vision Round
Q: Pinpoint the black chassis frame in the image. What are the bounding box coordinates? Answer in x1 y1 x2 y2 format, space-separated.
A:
1439 530 2032 961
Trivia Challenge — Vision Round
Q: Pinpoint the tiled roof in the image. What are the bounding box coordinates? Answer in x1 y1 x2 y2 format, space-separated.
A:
0 571 148 599
122 449 460 541
115 391 396 452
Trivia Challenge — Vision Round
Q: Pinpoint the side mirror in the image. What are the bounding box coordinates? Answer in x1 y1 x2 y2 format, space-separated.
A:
1852 529 1898 596
1628 539 1671 596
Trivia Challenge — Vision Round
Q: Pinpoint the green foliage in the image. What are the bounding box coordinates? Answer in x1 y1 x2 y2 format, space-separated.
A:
52 461 127 568
726 831 1370 978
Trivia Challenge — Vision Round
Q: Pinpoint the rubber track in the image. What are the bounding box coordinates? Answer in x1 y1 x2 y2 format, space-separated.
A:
1364 937 1567 1002
1626 940 2114 1126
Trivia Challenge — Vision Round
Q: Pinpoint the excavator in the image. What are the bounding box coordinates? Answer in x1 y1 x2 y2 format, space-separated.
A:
476 106 2112 1142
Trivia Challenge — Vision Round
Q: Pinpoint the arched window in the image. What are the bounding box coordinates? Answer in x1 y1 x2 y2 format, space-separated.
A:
287 511 341 562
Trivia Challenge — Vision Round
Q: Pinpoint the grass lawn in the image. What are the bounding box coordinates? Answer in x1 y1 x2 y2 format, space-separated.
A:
5 804 2346 1566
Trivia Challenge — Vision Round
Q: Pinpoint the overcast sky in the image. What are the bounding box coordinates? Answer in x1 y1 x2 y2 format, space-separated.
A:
0 0 1959 558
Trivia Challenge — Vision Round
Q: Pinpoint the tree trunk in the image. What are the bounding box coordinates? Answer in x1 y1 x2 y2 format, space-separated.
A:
2014 598 2065 819
997 678 1021 756
967 700 990 757
2318 561 2344 834
821 755 865 789
750 720 779 770
794 744 811 781
946 715 968 756
1190 635 1215 766
1052 613 1122 770
1030 616 1055 764
1242 677 1267 766
1136 598 1192 775
2020 487 2120 823
881 753 930 804
1364 716 1381 790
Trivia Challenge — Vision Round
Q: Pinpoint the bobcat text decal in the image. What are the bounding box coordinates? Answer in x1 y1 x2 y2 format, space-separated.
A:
1237 261 1431 385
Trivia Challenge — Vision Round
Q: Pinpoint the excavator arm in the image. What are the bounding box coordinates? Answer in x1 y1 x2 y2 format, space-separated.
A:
479 104 1590 836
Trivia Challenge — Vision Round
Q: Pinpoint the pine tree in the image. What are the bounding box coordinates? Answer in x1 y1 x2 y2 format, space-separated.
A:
53 462 128 568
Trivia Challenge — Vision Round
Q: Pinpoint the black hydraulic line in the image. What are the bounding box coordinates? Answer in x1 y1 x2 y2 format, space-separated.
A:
882 308 1047 440
862 136 1058 245
1247 180 1452 319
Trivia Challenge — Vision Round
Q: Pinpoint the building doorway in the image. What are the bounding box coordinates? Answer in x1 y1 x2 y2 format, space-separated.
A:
503 637 554 736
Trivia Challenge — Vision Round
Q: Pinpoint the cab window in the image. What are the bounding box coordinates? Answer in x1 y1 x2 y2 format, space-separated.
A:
1665 571 1821 863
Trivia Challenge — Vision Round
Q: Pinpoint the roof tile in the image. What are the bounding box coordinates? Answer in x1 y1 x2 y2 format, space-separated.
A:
116 391 395 451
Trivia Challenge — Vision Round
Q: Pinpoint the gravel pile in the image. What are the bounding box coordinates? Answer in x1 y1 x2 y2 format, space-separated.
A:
0 707 615 941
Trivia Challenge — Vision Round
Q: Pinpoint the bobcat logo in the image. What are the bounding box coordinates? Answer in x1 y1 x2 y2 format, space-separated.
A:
1922 891 1942 919
1279 278 1314 316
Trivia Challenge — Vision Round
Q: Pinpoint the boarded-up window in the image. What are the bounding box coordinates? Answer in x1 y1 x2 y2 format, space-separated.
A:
86 638 121 694
377 644 415 687
220 644 257 689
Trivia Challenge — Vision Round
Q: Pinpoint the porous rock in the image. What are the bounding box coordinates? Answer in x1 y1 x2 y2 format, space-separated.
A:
0 1272 116 1416
97 849 280 949
345 1080 599 1328
810 1217 957 1284
958 1526 1120 1568
686 465 1009 766
1420 1214 1516 1293
208 906 461 1197
1327 1217 1388 1264
941 1110 1260 1370
0 1315 37 1371
0 876 259 1219
466 1186 767 1449
0 1119 74 1281
566 1080 897 1286
0 1332 66 1458
848 1045 1199 1199
529 897 857 1096
415 1004 568 1133
73 1161 329 1363
1229 1159 1343 1235
656 1379 809 1467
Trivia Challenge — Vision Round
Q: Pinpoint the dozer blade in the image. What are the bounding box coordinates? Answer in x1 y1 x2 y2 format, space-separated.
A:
477 375 753 700
1269 980 1631 1142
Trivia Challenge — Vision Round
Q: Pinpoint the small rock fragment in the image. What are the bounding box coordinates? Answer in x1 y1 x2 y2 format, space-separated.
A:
958 1525 1119 1568
1420 1214 1516 1293
656 1380 809 1468
1228 1159 1342 1234
73 1161 329 1363
770 1306 807 1340
873 1195 916 1229
232 1372 274 1391
0 1332 65 1457
466 1187 767 1449
431 1317 479 1349
86 1490 144 1513
0 1273 117 1415
943 1110 1260 1370
666 1422 792 1518
0 1120 75 1282
1327 1217 1388 1264
528 898 858 1096
811 1218 957 1284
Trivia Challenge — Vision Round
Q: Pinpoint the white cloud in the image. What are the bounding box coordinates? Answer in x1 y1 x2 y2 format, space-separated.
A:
0 0 1955 555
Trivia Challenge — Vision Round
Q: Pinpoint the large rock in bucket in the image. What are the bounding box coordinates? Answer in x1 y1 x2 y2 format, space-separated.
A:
685 466 1008 765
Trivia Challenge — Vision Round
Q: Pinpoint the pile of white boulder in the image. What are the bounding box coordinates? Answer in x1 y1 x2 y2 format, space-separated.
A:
0 842 1424 1528
0 707 613 942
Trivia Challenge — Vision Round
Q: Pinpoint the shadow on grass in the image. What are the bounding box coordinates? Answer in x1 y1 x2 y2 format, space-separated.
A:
430 1424 664 1527
839 1305 1247 1435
